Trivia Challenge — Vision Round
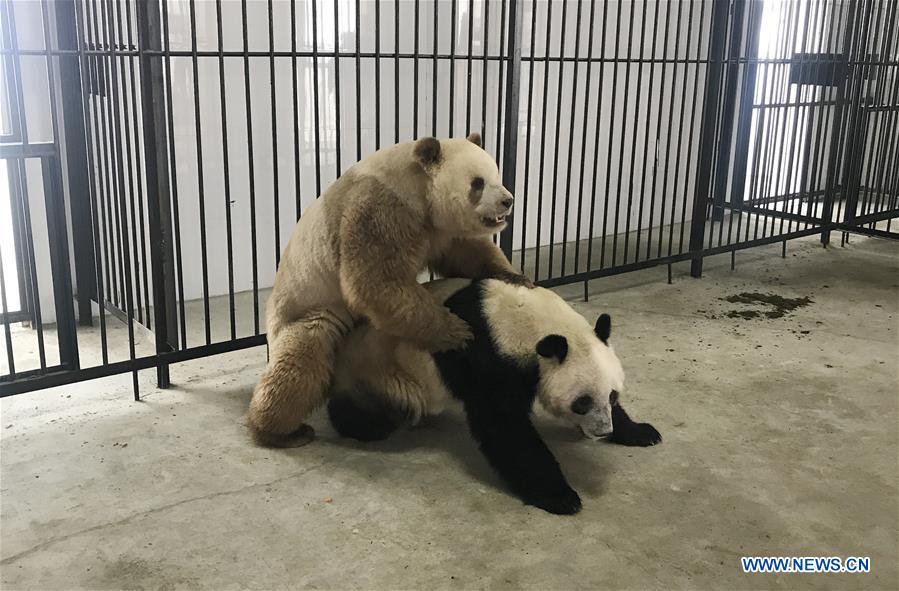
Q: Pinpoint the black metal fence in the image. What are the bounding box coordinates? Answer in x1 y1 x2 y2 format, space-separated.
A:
1 0 897 397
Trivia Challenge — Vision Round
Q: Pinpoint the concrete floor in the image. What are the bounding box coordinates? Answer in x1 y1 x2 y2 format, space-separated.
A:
1 234 897 590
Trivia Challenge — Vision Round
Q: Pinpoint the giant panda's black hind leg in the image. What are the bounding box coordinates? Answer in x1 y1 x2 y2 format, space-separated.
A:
327 394 398 442
609 403 662 447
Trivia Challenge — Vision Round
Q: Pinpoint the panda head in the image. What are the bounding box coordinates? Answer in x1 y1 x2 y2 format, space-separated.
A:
535 313 624 440
414 133 514 237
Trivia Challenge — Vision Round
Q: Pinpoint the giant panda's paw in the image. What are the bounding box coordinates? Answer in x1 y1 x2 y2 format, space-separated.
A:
526 487 582 515
611 422 662 447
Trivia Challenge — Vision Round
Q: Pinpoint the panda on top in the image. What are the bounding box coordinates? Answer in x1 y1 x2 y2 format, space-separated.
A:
328 277 661 515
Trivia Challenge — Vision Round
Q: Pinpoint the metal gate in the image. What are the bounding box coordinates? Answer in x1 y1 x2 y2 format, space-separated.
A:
1 0 897 397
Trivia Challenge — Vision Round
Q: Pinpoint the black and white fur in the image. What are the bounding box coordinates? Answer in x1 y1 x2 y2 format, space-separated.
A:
328 279 661 515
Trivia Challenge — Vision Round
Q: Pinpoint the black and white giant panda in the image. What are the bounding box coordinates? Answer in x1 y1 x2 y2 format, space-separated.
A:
328 278 661 515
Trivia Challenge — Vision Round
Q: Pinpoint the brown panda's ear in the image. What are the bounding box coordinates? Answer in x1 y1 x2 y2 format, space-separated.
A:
414 137 442 166
466 132 482 147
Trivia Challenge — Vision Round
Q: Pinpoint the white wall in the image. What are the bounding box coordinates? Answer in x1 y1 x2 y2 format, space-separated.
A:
147 0 711 303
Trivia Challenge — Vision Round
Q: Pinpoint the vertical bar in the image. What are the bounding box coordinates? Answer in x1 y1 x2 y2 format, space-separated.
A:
432 0 439 136
821 0 866 243
188 0 211 344
54 0 96 327
376 0 382 148
586 0 611 280
160 0 188 349
622 0 651 264
0 235 14 374
499 0 522 260
334 0 343 175
215 0 236 340
745 0 786 242
12 159 46 369
859 0 895 220
395 0 400 143
689 0 727 278
546 0 569 278
241 0 260 335
113 0 144 328
480 0 490 141
75 0 109 363
40 156 80 370
661 0 687 258
448 0 457 136
100 0 125 368
125 0 153 327
729 0 763 219
797 0 829 226
39 0 80 370
533 0 555 280
356 0 362 158
709 0 746 225
636 0 664 262
104 0 139 395
610 0 638 269
677 0 709 253
559 0 584 275
291 0 301 216
519 0 538 273
494 0 507 158
89 0 118 310
838 0 877 226
311 0 322 195
465 0 474 133
574 0 598 274
599 0 624 270
268 0 281 266
762 0 801 237
413 0 420 138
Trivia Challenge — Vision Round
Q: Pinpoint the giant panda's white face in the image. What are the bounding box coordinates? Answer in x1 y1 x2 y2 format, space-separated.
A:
425 134 514 237
535 314 625 440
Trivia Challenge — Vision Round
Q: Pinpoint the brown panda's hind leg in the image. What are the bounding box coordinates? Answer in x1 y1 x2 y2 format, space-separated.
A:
247 310 350 448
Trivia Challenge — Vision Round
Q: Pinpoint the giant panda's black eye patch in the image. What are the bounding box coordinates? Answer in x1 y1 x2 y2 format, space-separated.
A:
471 177 485 190
571 395 594 415
536 334 567 362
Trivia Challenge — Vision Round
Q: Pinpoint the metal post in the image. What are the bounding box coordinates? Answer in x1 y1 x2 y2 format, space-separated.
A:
41 157 80 370
711 0 747 221
821 0 871 245
690 0 731 277
728 0 763 213
135 0 177 388
499 0 522 261
53 0 95 327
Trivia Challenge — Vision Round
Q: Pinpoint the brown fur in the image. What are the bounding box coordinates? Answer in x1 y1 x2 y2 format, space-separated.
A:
247 137 530 447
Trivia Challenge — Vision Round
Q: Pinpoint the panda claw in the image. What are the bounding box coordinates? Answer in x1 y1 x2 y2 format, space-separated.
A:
611 422 662 447
526 489 582 515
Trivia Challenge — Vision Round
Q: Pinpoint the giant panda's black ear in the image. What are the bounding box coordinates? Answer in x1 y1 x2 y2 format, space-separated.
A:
466 132 482 147
595 314 611 345
536 335 568 363
414 137 442 166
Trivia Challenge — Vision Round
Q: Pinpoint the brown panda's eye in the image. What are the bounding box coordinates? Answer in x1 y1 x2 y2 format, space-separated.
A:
471 177 485 190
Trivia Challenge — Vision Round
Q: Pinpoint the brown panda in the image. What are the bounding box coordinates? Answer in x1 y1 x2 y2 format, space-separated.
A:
248 134 531 448
328 278 661 515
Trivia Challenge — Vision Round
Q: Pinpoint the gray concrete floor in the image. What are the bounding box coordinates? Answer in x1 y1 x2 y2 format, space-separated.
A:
1 234 897 590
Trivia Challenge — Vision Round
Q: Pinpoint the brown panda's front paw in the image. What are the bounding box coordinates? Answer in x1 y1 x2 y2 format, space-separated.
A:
494 271 535 289
425 313 474 352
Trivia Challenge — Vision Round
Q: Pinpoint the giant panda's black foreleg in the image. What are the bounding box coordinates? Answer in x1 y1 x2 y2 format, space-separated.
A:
327 394 398 442
609 402 662 447
463 398 581 515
